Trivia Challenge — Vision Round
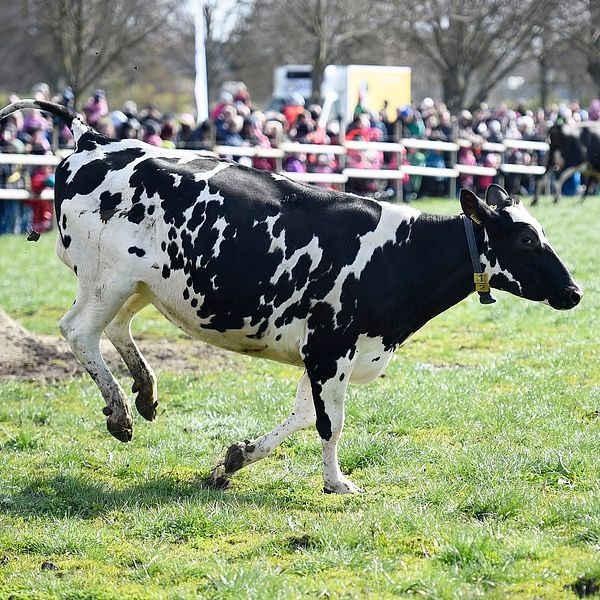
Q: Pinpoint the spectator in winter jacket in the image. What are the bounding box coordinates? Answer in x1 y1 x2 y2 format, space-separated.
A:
28 165 54 233
83 89 109 128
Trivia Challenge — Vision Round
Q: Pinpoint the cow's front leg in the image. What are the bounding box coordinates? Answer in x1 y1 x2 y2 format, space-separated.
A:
59 280 135 442
306 351 362 494
223 372 315 473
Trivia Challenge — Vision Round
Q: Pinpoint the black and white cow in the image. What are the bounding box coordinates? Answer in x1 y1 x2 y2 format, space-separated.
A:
533 121 600 204
0 100 583 494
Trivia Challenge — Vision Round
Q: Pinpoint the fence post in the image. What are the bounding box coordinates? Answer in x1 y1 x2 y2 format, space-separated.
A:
395 146 402 202
449 147 457 199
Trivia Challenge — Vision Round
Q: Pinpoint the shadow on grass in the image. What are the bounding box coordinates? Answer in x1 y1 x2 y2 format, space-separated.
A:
1 472 313 519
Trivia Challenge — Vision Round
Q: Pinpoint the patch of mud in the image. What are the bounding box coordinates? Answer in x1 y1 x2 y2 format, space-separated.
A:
0 309 232 381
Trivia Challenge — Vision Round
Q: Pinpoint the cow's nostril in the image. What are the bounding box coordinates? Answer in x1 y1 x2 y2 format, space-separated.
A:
564 285 582 308
569 287 582 306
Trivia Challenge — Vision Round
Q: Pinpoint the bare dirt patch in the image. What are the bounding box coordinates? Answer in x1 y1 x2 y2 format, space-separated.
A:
0 309 233 381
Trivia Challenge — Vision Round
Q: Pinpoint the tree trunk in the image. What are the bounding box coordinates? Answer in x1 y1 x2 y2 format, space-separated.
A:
539 53 549 109
588 0 600 96
441 69 464 114
588 58 600 96
311 54 326 104
310 0 327 104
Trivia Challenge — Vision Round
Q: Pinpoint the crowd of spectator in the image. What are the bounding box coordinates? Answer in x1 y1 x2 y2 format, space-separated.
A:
1 81 599 234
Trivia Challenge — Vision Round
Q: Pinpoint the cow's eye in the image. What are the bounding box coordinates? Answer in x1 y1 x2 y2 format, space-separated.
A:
520 235 534 247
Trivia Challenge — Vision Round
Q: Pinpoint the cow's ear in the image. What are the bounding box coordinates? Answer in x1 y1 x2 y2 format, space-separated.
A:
460 188 497 226
485 183 511 209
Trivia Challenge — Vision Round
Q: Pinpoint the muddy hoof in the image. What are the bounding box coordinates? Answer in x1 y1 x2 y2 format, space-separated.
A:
135 393 158 422
107 420 133 442
202 469 231 490
224 442 248 474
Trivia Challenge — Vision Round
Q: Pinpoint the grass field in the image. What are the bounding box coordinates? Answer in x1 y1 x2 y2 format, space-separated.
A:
0 197 599 599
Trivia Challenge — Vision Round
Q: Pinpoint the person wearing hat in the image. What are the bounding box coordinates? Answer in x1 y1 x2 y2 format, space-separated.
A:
83 89 108 128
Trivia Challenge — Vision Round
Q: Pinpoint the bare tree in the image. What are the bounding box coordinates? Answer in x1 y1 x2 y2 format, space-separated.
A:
391 0 560 112
225 0 391 103
562 0 600 96
285 0 385 102
0 3 49 92
161 0 252 102
24 0 176 106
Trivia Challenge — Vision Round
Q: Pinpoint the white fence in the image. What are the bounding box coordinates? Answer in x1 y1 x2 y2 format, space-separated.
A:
0 137 549 202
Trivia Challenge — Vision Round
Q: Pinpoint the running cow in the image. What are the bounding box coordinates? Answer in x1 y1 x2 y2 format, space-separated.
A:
534 121 600 204
0 100 583 494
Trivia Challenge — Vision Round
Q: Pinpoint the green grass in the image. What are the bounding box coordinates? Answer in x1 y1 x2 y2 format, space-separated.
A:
0 197 599 598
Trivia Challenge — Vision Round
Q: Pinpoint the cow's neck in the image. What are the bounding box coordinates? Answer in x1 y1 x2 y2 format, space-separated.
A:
391 213 491 345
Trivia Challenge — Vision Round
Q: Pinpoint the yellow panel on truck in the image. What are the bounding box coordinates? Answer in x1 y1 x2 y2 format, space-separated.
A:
346 65 412 121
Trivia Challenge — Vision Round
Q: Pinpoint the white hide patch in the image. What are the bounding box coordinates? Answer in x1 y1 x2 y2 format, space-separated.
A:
212 216 228 257
71 118 88 141
193 161 231 182
480 230 522 293
504 202 548 244
270 172 289 182
324 202 420 323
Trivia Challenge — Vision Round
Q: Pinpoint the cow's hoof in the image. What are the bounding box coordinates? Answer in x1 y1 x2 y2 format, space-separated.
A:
107 420 133 442
103 406 133 442
135 391 158 422
132 381 158 421
323 477 363 494
223 440 255 473
202 468 231 490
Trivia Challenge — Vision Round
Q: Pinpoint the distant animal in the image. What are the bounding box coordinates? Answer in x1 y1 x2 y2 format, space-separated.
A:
0 100 583 494
533 121 600 204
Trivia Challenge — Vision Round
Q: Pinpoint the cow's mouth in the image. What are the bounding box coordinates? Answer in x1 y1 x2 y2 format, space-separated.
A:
548 285 583 310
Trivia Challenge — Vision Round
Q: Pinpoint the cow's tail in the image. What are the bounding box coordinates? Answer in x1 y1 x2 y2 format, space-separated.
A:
0 99 90 142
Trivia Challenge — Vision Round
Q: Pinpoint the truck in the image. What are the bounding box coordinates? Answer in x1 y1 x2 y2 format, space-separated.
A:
272 64 412 126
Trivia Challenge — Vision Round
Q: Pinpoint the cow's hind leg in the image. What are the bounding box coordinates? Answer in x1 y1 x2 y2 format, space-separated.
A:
105 293 158 421
223 372 316 474
531 171 547 205
553 166 581 203
59 279 136 442
579 175 597 204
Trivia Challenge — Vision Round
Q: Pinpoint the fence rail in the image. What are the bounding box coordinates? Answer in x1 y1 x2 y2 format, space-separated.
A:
0 188 54 201
0 136 550 202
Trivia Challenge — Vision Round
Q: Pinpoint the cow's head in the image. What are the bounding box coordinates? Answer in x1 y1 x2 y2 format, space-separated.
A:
460 184 582 309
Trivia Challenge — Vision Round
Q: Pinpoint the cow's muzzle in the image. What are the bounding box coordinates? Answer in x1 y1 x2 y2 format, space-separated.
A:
551 284 583 310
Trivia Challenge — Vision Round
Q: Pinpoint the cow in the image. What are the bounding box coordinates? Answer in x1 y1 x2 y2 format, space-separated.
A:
0 100 583 494
533 121 600 205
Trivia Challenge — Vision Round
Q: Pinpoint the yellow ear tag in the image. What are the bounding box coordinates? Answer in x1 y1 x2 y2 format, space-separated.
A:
474 272 490 293
7 172 21 184
470 214 482 225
